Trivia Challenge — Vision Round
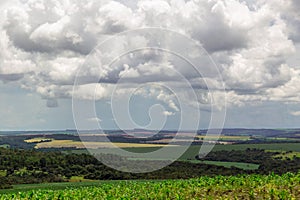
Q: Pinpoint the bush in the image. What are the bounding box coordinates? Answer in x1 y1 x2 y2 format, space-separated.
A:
0 177 12 189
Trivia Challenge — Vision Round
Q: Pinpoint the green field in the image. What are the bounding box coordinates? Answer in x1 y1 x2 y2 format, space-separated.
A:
0 181 104 194
272 151 300 160
1 173 299 199
196 135 251 141
121 143 300 160
0 144 9 148
186 160 260 170
127 158 260 170
66 143 300 161
62 143 300 171
266 137 300 142
178 143 300 159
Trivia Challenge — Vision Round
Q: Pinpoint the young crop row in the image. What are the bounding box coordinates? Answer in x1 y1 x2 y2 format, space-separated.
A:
1 172 300 200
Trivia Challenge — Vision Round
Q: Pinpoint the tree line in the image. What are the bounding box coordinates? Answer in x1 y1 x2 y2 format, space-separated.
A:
1 147 300 189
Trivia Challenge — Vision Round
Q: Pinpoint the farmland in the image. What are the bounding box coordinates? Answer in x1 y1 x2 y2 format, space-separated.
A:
56 140 300 170
195 135 251 141
187 160 260 170
30 139 170 149
1 173 300 199
1 129 300 199
117 143 300 160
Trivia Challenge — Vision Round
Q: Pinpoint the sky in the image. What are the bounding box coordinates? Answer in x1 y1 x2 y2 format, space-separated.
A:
0 0 300 131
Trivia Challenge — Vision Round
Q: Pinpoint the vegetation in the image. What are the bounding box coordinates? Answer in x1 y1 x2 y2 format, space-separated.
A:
1 173 300 199
195 135 251 141
196 149 300 174
0 147 248 188
0 130 300 199
0 181 105 194
1 147 300 189
119 143 300 160
188 160 259 170
24 138 53 143
272 151 300 160
33 139 169 149
1 129 300 151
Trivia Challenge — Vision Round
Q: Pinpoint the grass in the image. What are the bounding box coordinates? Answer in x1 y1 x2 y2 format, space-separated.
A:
118 143 300 160
69 176 98 183
211 143 300 152
66 143 300 161
0 180 162 194
60 143 300 173
266 137 300 142
0 173 299 199
185 160 260 170
272 151 300 160
0 181 107 194
0 144 10 148
196 135 251 141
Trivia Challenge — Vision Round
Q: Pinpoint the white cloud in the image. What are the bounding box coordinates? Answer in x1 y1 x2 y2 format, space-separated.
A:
87 117 102 122
265 68 300 102
95 1 140 33
290 111 300 116
162 111 175 116
72 83 112 101
30 16 71 44
119 64 140 78
0 0 299 110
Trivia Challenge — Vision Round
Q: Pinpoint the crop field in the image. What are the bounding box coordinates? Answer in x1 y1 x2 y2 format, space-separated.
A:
24 138 53 143
31 139 170 149
127 156 259 170
196 135 251 141
266 137 300 142
66 143 300 161
211 143 300 152
115 143 300 160
0 173 299 199
0 181 119 194
186 160 260 170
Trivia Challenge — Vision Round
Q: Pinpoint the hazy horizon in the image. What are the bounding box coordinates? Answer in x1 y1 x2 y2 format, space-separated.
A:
1 127 300 133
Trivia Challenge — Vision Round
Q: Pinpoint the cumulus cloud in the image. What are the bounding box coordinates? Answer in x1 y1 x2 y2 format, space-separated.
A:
72 83 112 100
290 111 300 116
133 85 180 112
0 0 299 110
87 117 102 122
162 111 175 116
